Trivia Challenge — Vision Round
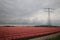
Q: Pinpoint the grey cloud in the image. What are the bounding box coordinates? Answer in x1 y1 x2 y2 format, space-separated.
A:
0 0 60 26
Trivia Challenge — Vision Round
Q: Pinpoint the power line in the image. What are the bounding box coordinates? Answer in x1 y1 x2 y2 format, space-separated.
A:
44 8 54 27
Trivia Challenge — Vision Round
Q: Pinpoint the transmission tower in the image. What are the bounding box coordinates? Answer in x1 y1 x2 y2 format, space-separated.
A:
44 8 54 27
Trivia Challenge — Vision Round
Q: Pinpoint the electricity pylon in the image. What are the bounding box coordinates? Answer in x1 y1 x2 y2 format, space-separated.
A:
44 8 54 27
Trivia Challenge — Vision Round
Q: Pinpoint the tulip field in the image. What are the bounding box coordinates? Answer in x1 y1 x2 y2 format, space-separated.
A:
0 26 60 40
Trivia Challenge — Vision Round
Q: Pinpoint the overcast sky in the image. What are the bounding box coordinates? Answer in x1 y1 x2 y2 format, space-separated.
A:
0 0 60 26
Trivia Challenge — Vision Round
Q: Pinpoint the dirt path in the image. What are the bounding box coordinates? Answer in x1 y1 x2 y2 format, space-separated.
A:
29 32 60 40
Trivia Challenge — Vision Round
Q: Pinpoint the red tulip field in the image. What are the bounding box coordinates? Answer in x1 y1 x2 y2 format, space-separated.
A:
0 26 60 40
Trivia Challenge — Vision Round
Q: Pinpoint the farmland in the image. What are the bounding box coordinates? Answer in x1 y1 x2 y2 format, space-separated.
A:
0 26 60 40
